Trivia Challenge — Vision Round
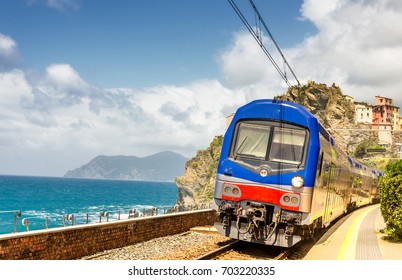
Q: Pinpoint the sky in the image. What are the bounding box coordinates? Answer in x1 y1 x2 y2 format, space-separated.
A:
1 0 402 177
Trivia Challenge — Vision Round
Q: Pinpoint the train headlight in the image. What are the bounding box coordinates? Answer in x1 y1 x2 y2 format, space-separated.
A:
291 176 304 188
280 193 300 207
223 184 241 198
291 196 299 204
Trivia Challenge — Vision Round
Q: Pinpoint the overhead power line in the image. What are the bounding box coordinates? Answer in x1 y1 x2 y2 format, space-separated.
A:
248 0 300 86
330 128 402 132
227 0 301 88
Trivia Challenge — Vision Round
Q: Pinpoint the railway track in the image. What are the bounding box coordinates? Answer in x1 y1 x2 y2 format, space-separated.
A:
83 205 353 260
195 225 335 260
196 240 288 260
195 207 358 260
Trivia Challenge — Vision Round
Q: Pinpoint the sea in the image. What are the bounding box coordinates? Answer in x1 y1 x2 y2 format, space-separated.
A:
0 175 178 235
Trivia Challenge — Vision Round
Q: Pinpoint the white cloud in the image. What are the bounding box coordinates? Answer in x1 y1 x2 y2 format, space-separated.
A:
0 62 246 176
218 31 301 99
294 0 402 105
0 33 20 71
219 0 402 107
109 79 245 154
0 70 32 108
219 31 272 87
27 0 80 11
46 64 86 88
0 33 17 56
46 0 80 10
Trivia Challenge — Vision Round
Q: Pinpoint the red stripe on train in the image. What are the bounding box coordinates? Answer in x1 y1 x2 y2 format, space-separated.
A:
221 183 299 211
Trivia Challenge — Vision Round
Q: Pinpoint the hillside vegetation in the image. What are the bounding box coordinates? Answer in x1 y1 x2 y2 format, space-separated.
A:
174 136 222 207
380 160 402 241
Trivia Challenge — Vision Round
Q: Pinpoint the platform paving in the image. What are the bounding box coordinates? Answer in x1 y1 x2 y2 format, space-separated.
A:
303 204 402 260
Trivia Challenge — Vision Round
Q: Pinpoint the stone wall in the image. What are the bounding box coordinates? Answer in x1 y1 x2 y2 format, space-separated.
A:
0 209 217 260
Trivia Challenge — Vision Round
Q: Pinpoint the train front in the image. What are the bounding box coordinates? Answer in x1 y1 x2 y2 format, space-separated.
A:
213 99 320 247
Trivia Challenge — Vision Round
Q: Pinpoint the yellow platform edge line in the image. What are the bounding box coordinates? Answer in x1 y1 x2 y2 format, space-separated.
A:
337 205 378 260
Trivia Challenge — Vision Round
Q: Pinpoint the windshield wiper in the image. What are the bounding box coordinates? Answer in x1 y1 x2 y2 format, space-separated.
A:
235 153 258 158
235 136 248 159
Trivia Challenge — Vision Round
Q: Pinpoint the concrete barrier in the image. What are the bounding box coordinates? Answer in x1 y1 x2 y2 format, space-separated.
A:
0 209 217 260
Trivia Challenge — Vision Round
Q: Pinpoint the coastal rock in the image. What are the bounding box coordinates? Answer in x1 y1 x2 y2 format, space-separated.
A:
275 81 376 155
174 136 223 207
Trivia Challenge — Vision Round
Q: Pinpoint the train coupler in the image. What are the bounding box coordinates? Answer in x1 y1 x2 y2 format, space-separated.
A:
222 215 231 228
285 224 295 236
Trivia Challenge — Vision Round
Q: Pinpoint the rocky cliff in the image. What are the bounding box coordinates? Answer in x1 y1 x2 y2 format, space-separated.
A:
274 81 378 156
174 136 223 207
64 151 187 182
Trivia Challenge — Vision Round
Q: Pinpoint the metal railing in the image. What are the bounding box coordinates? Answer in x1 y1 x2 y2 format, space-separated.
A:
0 203 212 234
0 210 22 233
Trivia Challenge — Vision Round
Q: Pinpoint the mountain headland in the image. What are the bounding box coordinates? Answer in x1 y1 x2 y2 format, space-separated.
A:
64 151 187 182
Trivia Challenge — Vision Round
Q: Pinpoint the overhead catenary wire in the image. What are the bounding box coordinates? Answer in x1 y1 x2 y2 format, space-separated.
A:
227 0 301 88
330 128 402 132
248 0 301 87
227 0 290 87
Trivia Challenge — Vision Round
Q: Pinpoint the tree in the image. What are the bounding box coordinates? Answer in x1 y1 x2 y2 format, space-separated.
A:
379 160 402 241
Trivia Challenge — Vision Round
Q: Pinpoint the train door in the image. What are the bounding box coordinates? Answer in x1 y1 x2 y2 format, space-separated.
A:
323 162 336 226
371 178 379 203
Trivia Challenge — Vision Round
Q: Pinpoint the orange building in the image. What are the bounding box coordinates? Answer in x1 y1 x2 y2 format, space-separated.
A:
372 96 399 146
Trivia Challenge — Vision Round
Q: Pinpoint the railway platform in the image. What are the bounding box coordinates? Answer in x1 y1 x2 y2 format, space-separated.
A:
303 204 402 260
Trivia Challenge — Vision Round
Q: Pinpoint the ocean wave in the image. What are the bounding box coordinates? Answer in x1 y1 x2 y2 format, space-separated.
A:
1 204 176 234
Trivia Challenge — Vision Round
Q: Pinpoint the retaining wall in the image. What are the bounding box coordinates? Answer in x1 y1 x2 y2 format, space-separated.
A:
0 209 217 260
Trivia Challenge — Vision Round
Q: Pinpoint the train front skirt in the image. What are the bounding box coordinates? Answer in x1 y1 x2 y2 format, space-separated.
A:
214 219 302 248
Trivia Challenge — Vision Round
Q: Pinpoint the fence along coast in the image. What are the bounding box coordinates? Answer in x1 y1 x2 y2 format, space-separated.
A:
0 208 216 260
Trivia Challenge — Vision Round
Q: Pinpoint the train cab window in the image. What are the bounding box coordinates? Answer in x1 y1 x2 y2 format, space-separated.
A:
230 121 308 171
269 128 306 165
233 123 271 159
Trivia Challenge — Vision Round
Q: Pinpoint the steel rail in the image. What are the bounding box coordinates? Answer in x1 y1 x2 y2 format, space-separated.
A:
196 240 240 260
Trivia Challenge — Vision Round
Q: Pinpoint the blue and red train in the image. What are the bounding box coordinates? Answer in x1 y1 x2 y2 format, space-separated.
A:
212 99 382 247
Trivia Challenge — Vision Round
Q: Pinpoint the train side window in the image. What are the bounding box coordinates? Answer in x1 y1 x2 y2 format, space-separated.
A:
323 162 329 186
317 152 324 176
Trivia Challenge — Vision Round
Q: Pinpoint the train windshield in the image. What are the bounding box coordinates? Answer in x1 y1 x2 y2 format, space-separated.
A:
234 123 271 158
231 121 308 168
269 127 306 164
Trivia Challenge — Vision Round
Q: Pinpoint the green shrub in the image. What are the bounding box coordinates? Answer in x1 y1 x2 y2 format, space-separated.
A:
379 160 402 241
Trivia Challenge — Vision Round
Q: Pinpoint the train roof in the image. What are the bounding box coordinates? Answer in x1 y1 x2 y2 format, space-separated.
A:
348 157 383 177
233 99 319 129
